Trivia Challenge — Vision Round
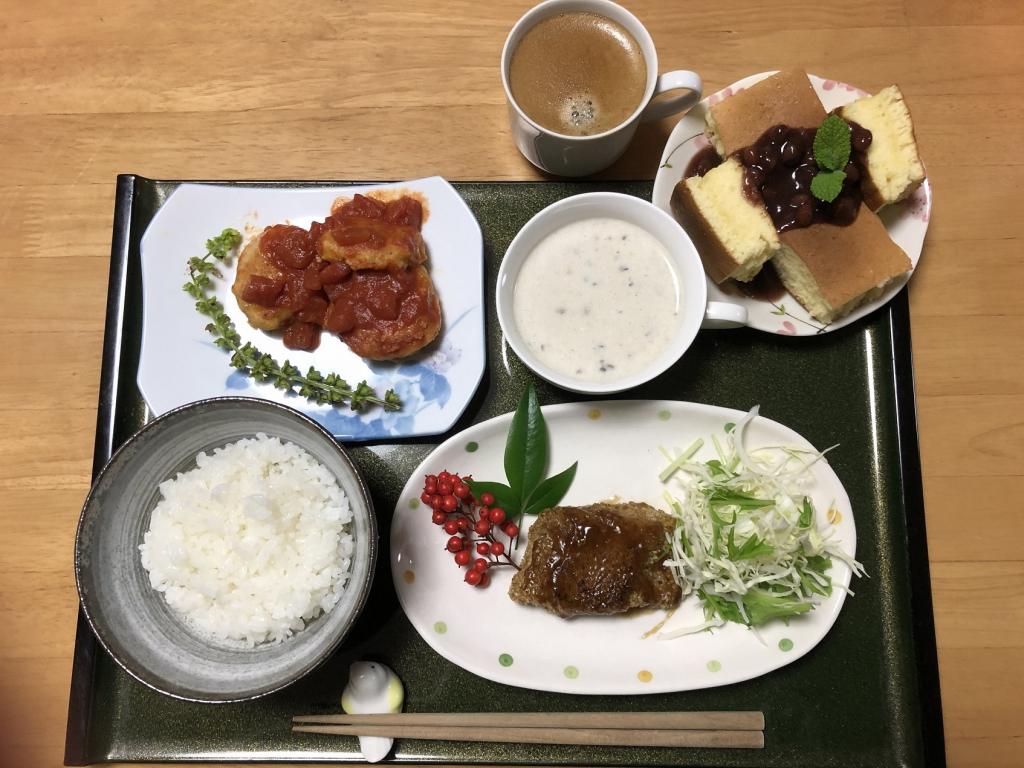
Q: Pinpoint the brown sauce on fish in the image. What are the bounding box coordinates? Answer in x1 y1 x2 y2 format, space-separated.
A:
509 502 680 618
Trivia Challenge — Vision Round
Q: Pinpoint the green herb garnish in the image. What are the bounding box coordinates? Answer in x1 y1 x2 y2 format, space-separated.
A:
810 114 852 203
467 383 577 522
810 169 847 203
812 115 852 171
184 228 401 412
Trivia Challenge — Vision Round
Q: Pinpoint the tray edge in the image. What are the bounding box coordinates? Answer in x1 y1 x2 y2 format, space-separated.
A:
890 292 947 767
63 177 948 768
64 173 140 766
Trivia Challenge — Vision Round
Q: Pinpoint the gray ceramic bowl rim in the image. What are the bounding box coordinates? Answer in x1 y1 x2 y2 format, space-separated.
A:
73 395 378 703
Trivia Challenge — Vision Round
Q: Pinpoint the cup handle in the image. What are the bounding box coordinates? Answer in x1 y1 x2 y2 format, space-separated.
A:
640 70 703 123
701 300 747 329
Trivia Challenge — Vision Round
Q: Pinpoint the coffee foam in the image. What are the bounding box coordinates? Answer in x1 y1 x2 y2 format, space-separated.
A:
560 91 599 133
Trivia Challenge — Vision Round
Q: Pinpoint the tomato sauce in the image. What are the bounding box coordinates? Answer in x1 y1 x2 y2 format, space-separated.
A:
241 195 432 352
322 269 423 335
261 224 316 270
312 195 425 259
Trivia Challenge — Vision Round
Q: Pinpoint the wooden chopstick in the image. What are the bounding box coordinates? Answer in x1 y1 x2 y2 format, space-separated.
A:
293 711 764 731
292 724 763 749
291 712 765 749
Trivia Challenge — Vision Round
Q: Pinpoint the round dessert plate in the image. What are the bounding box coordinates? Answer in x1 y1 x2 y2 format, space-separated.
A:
137 176 485 440
652 72 932 336
391 399 857 695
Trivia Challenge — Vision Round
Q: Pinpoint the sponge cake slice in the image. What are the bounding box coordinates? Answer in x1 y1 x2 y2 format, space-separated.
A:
671 158 779 284
772 205 911 323
837 85 926 211
707 70 826 156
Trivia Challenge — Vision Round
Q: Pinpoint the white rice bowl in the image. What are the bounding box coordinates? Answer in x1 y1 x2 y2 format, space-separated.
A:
139 434 353 646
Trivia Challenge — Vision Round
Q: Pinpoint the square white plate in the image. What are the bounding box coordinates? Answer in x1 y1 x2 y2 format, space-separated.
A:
138 176 485 440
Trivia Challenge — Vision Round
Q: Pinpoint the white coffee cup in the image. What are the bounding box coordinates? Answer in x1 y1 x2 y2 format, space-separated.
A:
500 0 702 177
496 193 748 394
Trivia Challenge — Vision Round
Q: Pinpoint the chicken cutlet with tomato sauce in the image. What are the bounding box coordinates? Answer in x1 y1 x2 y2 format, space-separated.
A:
231 194 441 359
316 193 427 271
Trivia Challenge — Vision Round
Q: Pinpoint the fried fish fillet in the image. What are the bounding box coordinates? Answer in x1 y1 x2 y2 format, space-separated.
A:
509 502 681 618
317 194 428 272
332 265 442 360
231 234 294 331
230 195 440 358
318 220 427 272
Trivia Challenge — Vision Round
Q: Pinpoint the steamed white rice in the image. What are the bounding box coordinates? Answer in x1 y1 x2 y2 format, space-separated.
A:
139 434 353 646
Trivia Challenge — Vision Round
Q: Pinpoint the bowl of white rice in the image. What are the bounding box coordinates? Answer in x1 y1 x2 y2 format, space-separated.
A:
74 397 376 702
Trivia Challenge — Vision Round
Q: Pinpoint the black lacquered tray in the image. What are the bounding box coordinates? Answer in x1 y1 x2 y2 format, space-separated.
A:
65 176 945 767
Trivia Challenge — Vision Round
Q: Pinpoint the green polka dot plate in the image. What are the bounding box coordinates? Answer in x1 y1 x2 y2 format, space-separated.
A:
391 399 856 694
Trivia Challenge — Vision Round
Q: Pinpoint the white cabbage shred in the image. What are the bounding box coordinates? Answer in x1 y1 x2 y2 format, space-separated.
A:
658 407 865 637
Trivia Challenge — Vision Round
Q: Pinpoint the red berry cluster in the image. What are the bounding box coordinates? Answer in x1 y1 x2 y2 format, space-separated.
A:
421 470 520 588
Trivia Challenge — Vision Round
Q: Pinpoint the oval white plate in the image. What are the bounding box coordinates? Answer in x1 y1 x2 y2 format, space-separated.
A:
652 73 932 336
138 176 484 440
391 400 856 695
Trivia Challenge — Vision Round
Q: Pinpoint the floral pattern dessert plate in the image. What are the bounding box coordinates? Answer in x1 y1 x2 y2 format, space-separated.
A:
391 400 856 695
137 176 485 440
652 73 932 336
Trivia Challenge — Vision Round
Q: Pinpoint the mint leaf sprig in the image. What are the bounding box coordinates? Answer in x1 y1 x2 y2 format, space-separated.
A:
809 114 852 203
183 228 401 412
467 383 577 523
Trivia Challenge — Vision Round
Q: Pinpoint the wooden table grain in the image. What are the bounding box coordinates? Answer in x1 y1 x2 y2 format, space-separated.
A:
1 1 1021 766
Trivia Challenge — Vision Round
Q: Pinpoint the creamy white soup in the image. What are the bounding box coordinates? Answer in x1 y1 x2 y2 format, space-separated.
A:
512 218 681 382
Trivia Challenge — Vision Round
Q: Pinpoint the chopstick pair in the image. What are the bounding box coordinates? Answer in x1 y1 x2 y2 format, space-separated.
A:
292 711 765 749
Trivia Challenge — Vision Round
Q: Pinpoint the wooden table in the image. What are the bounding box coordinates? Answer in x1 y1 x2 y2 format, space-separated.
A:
1 1 1021 766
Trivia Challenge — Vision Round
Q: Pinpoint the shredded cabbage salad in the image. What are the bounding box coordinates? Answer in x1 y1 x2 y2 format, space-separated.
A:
658 407 865 637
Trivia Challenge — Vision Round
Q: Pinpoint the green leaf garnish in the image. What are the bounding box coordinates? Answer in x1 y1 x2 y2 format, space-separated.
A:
465 480 519 515
468 383 577 520
812 114 852 172
697 588 745 624
185 228 400 412
803 554 835 597
726 528 775 561
798 497 814 528
805 554 832 574
810 169 846 203
504 386 547 504
740 588 815 625
698 585 813 627
704 459 732 480
523 462 578 517
708 504 736 527
709 488 774 510
810 115 852 203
